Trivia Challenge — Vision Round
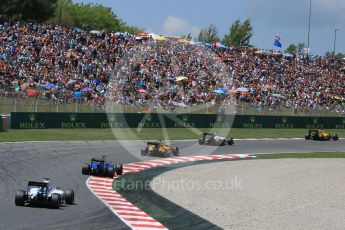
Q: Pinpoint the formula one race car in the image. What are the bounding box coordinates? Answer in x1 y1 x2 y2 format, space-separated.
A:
141 141 180 158
199 133 234 146
82 156 123 178
15 179 74 208
305 129 339 141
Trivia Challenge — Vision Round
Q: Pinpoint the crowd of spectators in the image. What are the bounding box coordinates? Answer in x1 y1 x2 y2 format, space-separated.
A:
0 20 344 114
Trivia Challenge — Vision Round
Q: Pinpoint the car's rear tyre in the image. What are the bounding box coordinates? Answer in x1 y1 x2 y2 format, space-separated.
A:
333 134 339 141
82 164 90 175
227 138 234 145
15 190 26 206
115 164 123 175
141 148 147 156
65 189 74 205
51 193 61 209
198 139 205 145
173 147 179 156
311 133 318 140
107 166 115 178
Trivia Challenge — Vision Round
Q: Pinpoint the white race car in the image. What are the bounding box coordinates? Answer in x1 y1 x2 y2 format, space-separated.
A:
15 179 74 208
199 133 234 146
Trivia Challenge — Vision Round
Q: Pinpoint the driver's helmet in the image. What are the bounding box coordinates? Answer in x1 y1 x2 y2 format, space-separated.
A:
37 187 46 196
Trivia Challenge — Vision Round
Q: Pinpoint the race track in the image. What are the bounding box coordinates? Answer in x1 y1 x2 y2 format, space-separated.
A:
0 139 344 229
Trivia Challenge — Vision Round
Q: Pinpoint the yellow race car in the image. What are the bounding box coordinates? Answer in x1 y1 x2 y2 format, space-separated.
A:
305 129 339 141
141 141 180 158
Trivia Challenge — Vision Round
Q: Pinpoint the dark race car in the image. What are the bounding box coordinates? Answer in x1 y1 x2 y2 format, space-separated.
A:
199 133 234 146
305 129 339 141
82 156 123 178
15 179 74 208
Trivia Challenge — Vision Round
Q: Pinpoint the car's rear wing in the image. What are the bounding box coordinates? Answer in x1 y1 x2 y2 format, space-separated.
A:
91 158 105 162
28 181 48 187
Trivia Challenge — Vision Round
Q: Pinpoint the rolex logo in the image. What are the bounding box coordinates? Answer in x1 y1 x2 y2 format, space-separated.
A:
29 113 35 122
313 117 318 124
250 116 256 123
69 114 77 122
282 117 287 124
146 114 152 122
182 115 188 122
109 115 116 122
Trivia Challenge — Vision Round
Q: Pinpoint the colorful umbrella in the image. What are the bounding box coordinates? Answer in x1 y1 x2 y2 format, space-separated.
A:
27 89 39 97
138 89 147 93
175 76 188 81
218 88 229 93
236 87 249 92
178 39 190 44
43 83 55 89
74 91 82 98
272 93 285 98
82 87 93 92
213 89 225 94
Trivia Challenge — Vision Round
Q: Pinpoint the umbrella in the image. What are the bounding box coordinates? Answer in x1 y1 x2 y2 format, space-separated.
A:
154 36 166 41
236 87 249 92
175 76 188 81
74 28 82 33
21 83 29 90
149 33 166 41
43 83 55 89
283 53 293 58
332 96 342 100
90 30 101 35
27 89 39 97
178 39 190 44
82 87 93 92
213 89 225 94
203 43 212 47
255 50 264 54
138 89 147 93
272 93 285 98
190 41 204 46
137 32 150 38
218 88 229 93
74 91 82 98
213 42 228 49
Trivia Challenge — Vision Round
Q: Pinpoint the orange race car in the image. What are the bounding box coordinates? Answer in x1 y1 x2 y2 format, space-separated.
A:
305 129 339 141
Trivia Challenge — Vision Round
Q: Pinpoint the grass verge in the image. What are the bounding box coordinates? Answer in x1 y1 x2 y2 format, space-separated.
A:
1 128 344 142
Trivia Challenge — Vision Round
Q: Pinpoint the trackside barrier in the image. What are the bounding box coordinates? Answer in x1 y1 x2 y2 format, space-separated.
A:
10 112 345 129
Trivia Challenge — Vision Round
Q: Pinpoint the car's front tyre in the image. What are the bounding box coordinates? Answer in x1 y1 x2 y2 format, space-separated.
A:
82 164 90 175
333 134 339 141
65 189 74 205
51 193 61 209
107 166 115 178
15 190 26 206
115 164 123 175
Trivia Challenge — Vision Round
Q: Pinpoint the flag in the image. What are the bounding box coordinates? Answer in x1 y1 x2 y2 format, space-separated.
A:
273 35 282 48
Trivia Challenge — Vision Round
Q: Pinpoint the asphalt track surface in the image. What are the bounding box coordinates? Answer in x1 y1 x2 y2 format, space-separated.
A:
0 139 344 229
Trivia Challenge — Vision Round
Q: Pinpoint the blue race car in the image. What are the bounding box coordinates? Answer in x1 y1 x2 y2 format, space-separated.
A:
82 156 123 178
15 179 74 208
